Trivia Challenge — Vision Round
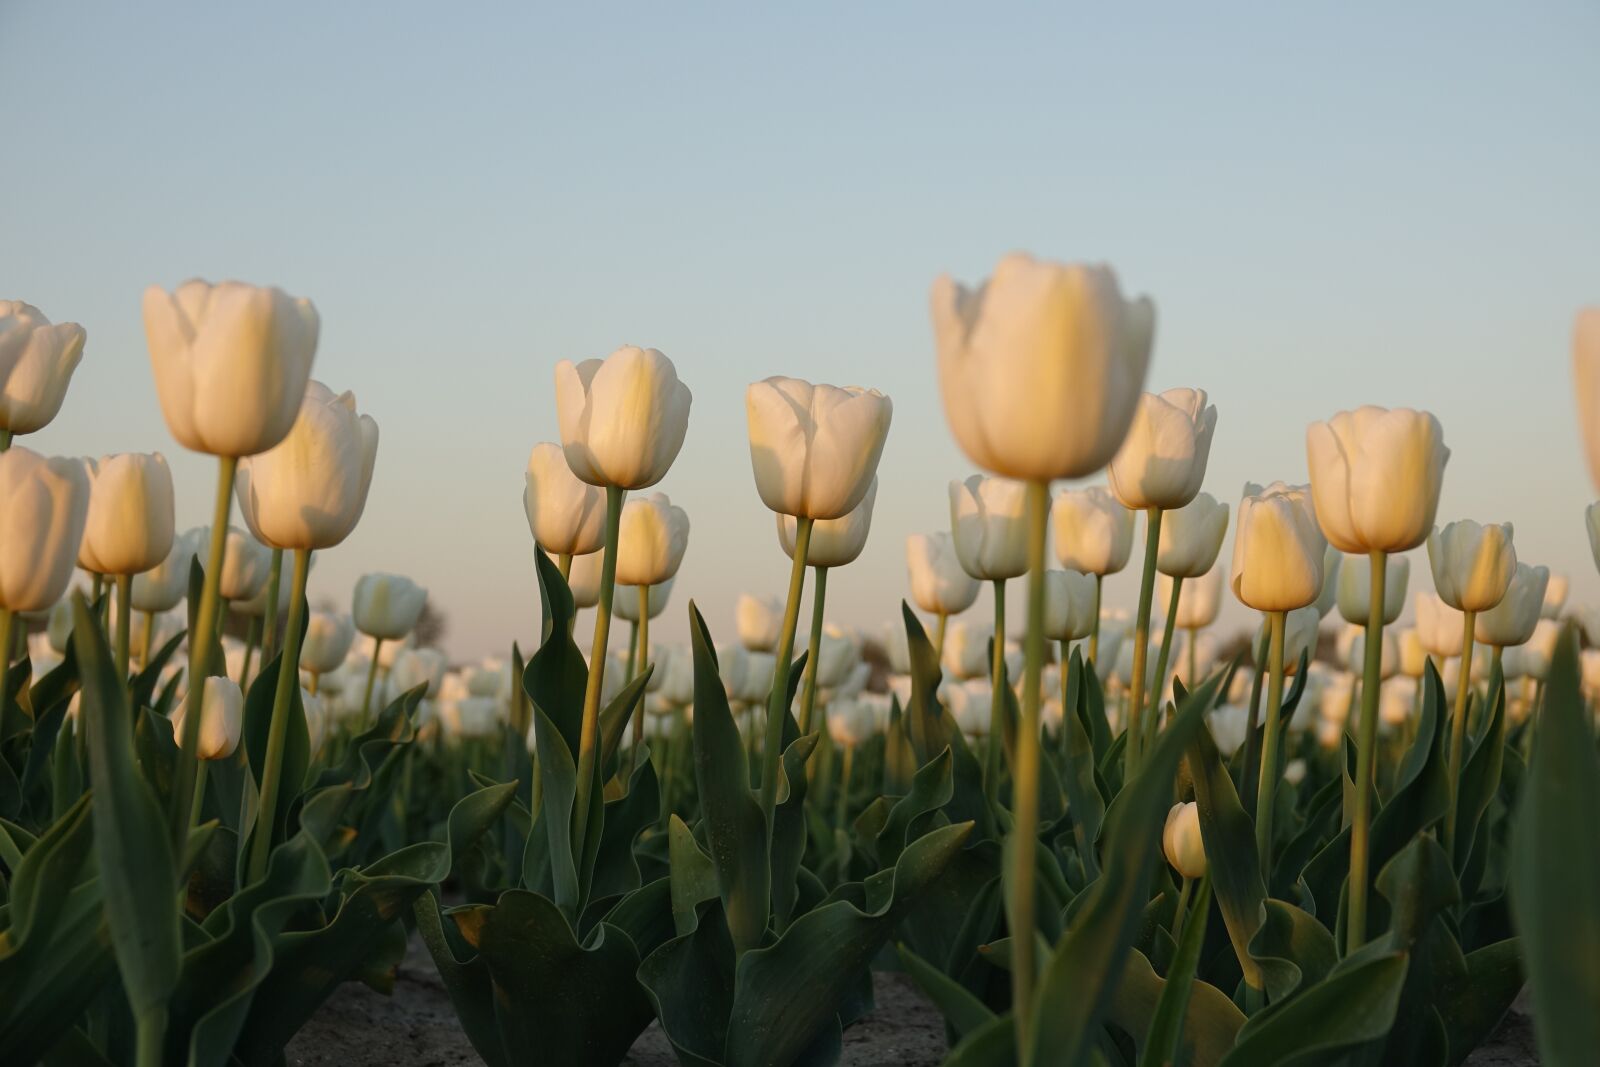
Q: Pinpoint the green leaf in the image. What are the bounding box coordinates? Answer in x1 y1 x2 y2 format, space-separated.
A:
667 814 719 936
1185 714 1267 996
896 942 996 1040
1139 880 1243 1067
1246 899 1337 1004
1510 624 1600 1067
1217 951 1409 1067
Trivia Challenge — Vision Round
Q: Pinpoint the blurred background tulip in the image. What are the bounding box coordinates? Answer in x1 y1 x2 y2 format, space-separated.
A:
0 299 85 443
1336 552 1408 626
1108 388 1216 511
524 441 605 562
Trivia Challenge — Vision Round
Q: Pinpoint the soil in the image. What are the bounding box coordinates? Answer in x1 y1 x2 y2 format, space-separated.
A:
285 937 1539 1066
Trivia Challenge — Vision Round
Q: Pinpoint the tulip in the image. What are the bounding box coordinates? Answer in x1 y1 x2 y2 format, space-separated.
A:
618 574 676 768
615 576 674 625
1230 482 1326 613
944 679 993 737
943 619 998 682
1518 619 1562 681
1335 553 1408 627
1043 570 1097 644
1338 625 1397 680
0 300 86 443
555 346 692 491
524 441 606 567
1052 486 1134 663
1108 389 1217 512
949 474 1029 582
906 532 979 654
568 550 602 609
1475 563 1550 650
736 594 783 652
1541 573 1569 620
1160 565 1224 688
187 526 272 606
616 493 689 587
389 647 448 701
746 377 892 520
1307 406 1449 557
131 528 197 616
1163 802 1206 880
171 675 244 760
1156 492 1228 580
352 572 428 729
47 596 75 655
77 451 178 676
1397 627 1428 679
1572 307 1600 491
301 611 356 682
1259 606 1322 676
1415 592 1466 660
1313 546 1342 617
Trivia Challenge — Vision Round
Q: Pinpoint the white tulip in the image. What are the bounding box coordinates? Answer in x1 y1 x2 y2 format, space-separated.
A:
736 593 783 652
1052 486 1134 576
1414 592 1466 659
949 474 1029 581
353 573 427 640
1162 802 1206 879
1475 563 1549 648
389 647 448 700
567 550 602 609
0 300 86 436
131 528 198 613
301 611 356 674
1338 624 1397 680
1160 566 1223 630
1313 545 1342 617
1230 482 1326 612
1156 491 1228 579
0 447 90 613
77 453 175 577
555 346 692 490
615 493 689 587
1259 606 1322 675
778 477 875 567
1396 627 1428 679
814 624 861 690
1043 569 1097 642
943 619 995 682
171 676 243 760
1335 552 1408 626
906 532 980 616
523 441 605 558
614 576 674 623
1108 388 1217 511
746 377 892 520
1306 406 1448 555
1518 619 1562 680
1541 573 1569 620
1427 520 1516 613
944 679 993 736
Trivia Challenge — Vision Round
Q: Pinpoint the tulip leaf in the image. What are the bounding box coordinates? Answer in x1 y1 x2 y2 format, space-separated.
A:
896 941 996 1040
902 601 994 838
770 730 819 931
527 701 581 916
1216 950 1409 1067
1453 678 1505 878
667 813 720 936
1185 712 1267 996
875 746 953 868
1245 898 1337 1004
1134 884 1245 1067
239 651 311 866
1510 625 1600 1067
1060 649 1105 879
525 547 588 755
638 897 739 1067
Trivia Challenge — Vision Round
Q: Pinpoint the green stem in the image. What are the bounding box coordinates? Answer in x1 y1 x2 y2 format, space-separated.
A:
0 428 11 451
759 518 813 830
799 566 829 735
1255 610 1287 883
629 585 650 780
1089 574 1103 666
833 742 854 833
239 616 262 689
1187 626 1198 687
1147 575 1183 747
1240 630 1270 820
114 574 132 685
170 455 237 852
984 579 1008 807
1347 549 1387 955
140 610 155 668
933 611 947 663
360 639 383 723
134 1005 166 1067
1171 875 1195 948
1009 481 1050 1052
1445 608 1477 855
573 486 625 862
188 759 210 834
1125 508 1163 776
245 547 310 884
0 608 13 740
261 548 283 661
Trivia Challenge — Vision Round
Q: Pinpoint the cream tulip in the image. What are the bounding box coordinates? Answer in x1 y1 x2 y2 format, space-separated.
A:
1313 546 1342 617
1475 563 1549 648
1156 491 1228 579
554 346 692 490
1541 573 1569 620
1161 566 1224 630
1519 619 1562 680
931 253 1154 481
389 647 448 700
1338 625 1397 680
78 452 175 577
1043 570 1097 641
736 593 783 652
906 532 980 616
171 676 243 760
943 619 996 681
301 611 357 675
1397 628 1428 679
0 448 90 613
523 441 605 558
1572 308 1600 491
1230 482 1326 613
949 474 1029 581
1306 406 1448 555
353 573 428 640
779 477 875 568
615 493 689 587
0 301 86 437
815 624 861 690
567 551 602 609
614 576 674 623
203 526 271 603
131 528 198 614
1163 802 1206 879
1414 592 1466 659
1335 552 1408 626
142 280 319 457
1427 520 1516 613
746 377 891 520
1108 388 1217 511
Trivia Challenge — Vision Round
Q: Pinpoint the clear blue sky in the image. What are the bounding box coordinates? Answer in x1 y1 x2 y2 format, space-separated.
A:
3 2 1596 659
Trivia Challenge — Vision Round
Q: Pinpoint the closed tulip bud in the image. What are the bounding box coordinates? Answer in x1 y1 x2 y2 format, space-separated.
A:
1306 406 1449 555
143 280 319 457
950 475 1029 581
816 624 862 690
932 253 1154 482
302 688 327 753
1573 308 1600 491
1379 677 1416 730
194 526 272 603
0 301 86 436
944 679 993 736
746 377 892 520
389 647 448 700
78 452 176 576
1156 491 1229 578
1285 759 1308 786
131 528 198 613
1335 552 1408 626
1339 624 1397 679
1163 802 1206 879
778 477 875 567
1414 592 1466 659
827 698 876 748
567 551 602 609
235 381 378 551
1520 619 1562 680
1319 673 1356 726
1259 606 1322 675
555 346 692 490
881 619 911 674
523 441 605 558
301 611 356 674
1474 562 1549 648
656 645 695 707
1108 388 1217 511
1397 627 1428 679
1209 704 1251 757
615 493 689 587
729 648 776 707
1230 482 1326 612
942 619 995 681
1427 520 1516 612
906 532 980 616
171 676 243 760
353 573 427 640
0 447 90 613
1313 546 1342 617
736 593 783 652
1043 569 1098 641
1541 573 1569 620
614 576 674 623
1160 566 1224 630
1052 486 1134 576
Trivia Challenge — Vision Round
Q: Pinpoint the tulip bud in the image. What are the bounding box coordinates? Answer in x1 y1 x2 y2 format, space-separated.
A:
1379 677 1415 730
1541 573 1569 620
555 346 692 490
746 377 892 520
949 475 1029 581
726 648 775 706
1427 520 1516 613
778 477 875 567
1339 624 1397 679
567 551 602 609
524 441 605 558
736 593 783 652
1397 627 1428 679
827 698 876 748
943 679 993 736
615 493 689 587
815 624 862 690
131 528 198 614
655 645 695 707
1051 486 1134 577
0 447 90 613
0 301 86 436
1160 566 1223 630
942 619 996 682
1163 802 1206 879
171 675 243 760
1043 569 1097 641
389 647 448 700
302 611 357 675
1474 562 1549 648
353 572 427 640
1108 388 1217 511
1335 553 1408 626
235 381 378 551
1414 592 1466 659
932 254 1154 482
906 532 980 616
1259 606 1322 675
142 280 319 457
881 620 911 675
1156 491 1228 578
1306 406 1449 555
1230 482 1326 612
614 576 674 623
77 452 176 577
1573 308 1600 491
187 526 272 604
1519 619 1562 680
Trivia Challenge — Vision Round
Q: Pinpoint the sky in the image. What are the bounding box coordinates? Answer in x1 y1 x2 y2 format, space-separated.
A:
2 2 1597 661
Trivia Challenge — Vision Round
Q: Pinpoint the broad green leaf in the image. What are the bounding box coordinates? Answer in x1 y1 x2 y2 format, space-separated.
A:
1185 714 1266 996
1138 880 1244 1067
896 942 996 1040
1217 951 1409 1067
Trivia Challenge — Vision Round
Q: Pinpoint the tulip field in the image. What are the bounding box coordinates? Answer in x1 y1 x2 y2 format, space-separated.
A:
0 268 1596 1067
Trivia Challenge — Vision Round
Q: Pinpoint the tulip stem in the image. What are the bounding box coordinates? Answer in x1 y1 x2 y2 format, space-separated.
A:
246 547 310 885
114 574 132 685
1089 575 1103 666
1445 608 1477 856
1147 576 1183 747
141 610 156 669
261 548 283 662
239 616 262 689
0 609 13 739
573 486 625 866
1125 507 1163 777
629 584 650 780
170 455 237 853
359 641 383 724
134 1005 165 1067
188 760 210 835
984 579 1007 808
1240 630 1270 820
1172 874 1195 947
1009 481 1050 1052
760 518 813 830
1347 549 1387 954
799 566 829 736
1255 610 1287 883
0 428 11 451
833 742 854 833
933 611 947 663
557 552 572 581
1187 626 1198 689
